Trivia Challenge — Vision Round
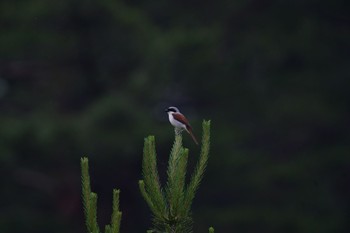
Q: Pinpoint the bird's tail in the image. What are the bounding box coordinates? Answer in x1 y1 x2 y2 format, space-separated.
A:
187 128 199 145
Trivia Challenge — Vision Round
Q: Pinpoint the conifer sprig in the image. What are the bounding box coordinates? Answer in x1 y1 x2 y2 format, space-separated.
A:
110 189 122 233
141 136 168 220
81 157 122 233
166 134 188 217
182 120 211 217
139 120 212 233
81 157 99 233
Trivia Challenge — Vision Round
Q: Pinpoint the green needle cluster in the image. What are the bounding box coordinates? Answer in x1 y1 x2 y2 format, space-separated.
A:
81 120 214 233
139 120 212 233
81 157 122 233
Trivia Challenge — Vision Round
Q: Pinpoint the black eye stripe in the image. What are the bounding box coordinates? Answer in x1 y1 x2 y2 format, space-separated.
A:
168 107 176 112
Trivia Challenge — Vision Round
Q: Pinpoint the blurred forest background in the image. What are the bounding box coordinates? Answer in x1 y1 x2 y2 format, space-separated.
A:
0 0 349 233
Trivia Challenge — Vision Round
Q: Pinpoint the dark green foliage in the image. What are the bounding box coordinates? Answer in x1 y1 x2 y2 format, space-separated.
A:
110 190 122 233
81 158 99 233
140 120 211 233
1 0 349 232
81 158 122 233
81 127 214 233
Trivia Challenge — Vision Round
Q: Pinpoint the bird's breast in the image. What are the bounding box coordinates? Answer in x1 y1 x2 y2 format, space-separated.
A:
169 114 186 128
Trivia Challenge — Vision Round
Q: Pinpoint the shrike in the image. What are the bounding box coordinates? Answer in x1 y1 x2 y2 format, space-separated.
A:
165 106 198 145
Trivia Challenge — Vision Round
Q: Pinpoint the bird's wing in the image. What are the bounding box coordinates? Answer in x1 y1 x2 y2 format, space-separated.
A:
172 113 191 127
173 112 198 145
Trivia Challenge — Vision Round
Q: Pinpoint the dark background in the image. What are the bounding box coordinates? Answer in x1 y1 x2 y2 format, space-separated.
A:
1 0 349 232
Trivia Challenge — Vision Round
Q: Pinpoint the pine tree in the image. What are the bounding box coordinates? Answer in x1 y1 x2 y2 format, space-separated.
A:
139 120 212 233
80 120 215 233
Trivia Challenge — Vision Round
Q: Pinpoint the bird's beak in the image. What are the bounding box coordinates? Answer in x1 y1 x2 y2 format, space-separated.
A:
164 108 168 112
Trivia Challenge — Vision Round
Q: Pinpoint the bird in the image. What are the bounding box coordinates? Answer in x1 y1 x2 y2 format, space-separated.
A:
165 106 198 145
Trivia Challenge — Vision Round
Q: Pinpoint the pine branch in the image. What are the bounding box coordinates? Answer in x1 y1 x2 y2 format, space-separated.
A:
209 227 215 233
110 189 122 233
140 120 212 233
182 120 211 217
81 157 122 233
165 134 188 218
141 136 168 220
81 157 96 233
90 192 100 233
105 225 111 233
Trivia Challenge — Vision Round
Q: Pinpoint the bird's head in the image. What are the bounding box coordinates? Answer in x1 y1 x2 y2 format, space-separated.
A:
165 106 179 114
